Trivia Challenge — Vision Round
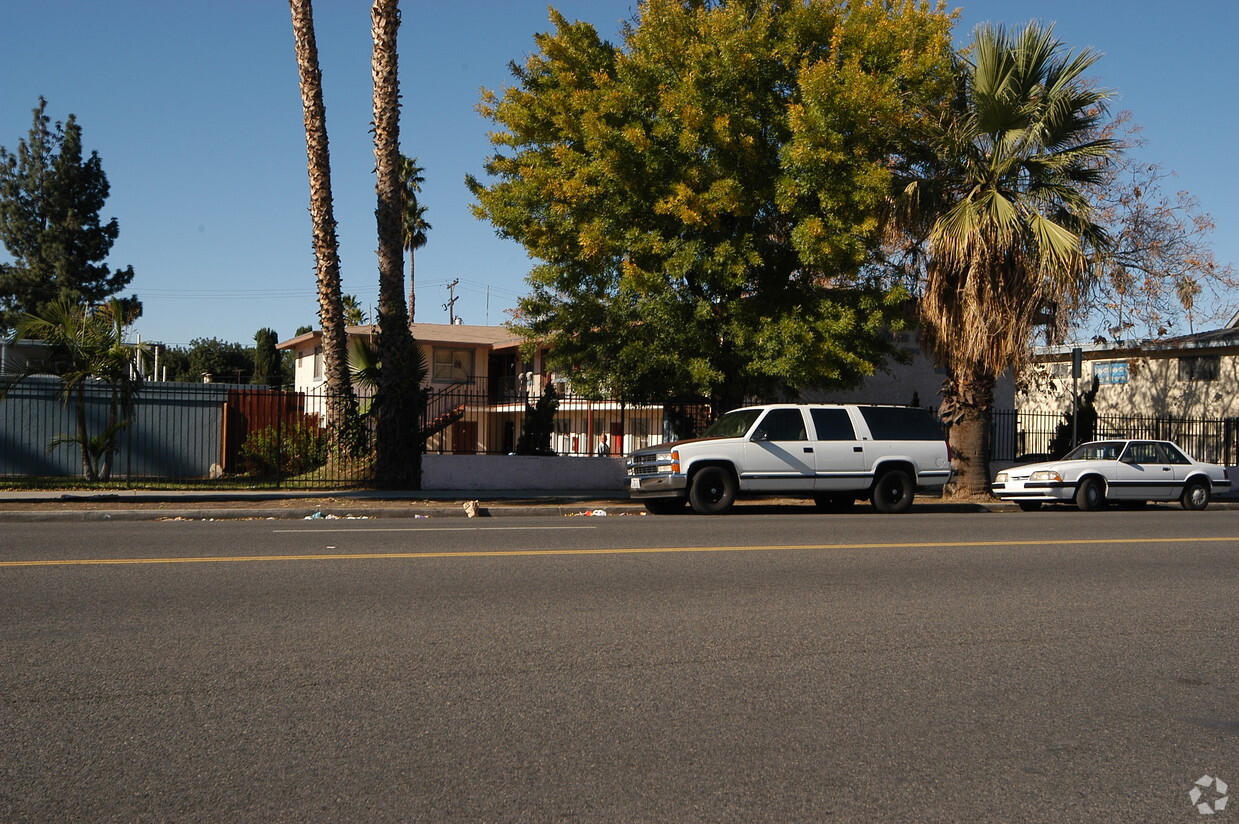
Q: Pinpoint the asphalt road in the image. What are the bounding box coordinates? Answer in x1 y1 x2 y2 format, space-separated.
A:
2 509 1237 822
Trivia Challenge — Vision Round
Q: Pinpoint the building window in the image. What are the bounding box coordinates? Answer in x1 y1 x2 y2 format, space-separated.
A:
1178 355 1219 382
1094 361 1129 385
433 348 474 383
312 345 323 380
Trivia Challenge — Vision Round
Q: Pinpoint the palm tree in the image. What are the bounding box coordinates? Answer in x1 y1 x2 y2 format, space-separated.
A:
289 0 360 455
341 293 368 327
371 0 422 488
898 22 1119 494
14 298 144 481
400 155 430 324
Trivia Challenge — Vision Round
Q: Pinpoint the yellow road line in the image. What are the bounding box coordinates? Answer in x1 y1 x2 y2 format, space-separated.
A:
2 536 1237 568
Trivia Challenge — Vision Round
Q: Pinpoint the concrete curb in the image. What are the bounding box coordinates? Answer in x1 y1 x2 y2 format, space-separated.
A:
1 497 1234 522
0 504 648 522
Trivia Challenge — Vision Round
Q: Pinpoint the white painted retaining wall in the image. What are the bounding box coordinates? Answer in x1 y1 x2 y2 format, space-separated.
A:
423 454 628 491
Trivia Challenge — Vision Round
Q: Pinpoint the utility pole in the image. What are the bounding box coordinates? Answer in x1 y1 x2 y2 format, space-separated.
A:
443 278 460 324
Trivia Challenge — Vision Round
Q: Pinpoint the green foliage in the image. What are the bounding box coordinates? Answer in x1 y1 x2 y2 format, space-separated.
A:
239 421 328 479
11 298 144 481
400 155 430 254
469 1 955 407
901 22 1118 381
515 382 559 455
348 334 381 392
1048 377 1101 459
341 294 368 326
176 337 253 383
0 98 138 335
894 22 1121 492
252 328 281 387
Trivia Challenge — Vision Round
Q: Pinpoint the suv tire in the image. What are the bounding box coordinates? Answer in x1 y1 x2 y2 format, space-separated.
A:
688 466 737 515
871 469 914 514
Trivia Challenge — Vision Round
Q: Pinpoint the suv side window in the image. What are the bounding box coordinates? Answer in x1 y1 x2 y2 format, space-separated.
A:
857 407 942 441
755 408 807 441
810 408 856 441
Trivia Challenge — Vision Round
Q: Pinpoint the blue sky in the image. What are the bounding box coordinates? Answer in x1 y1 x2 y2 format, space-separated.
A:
2 1 1235 348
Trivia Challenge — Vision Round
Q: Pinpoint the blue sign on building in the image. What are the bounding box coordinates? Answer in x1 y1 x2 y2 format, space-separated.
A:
1094 361 1129 385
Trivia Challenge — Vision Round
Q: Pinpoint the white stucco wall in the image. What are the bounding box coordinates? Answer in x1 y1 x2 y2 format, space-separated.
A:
423 454 628 491
1020 353 1239 419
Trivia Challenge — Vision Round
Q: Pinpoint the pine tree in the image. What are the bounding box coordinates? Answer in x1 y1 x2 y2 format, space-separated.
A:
0 98 138 335
252 328 281 387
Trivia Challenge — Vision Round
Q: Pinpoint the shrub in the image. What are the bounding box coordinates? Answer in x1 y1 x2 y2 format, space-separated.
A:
240 421 328 479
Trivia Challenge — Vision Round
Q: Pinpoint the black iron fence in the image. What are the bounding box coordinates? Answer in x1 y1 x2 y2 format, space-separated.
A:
0 378 714 488
2 377 1234 488
992 408 1237 466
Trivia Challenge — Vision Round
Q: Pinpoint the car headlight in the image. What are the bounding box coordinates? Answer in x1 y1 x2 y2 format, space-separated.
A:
995 472 1008 483
654 450 680 473
1030 470 1063 482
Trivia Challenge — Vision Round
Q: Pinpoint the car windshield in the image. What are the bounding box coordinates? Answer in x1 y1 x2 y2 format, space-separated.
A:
701 409 763 439
1063 441 1125 461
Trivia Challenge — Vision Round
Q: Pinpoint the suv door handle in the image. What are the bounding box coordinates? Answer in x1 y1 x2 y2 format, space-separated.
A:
803 447 814 453
853 446 863 453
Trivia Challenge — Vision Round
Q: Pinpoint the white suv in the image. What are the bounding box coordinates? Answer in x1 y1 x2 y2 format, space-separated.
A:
627 404 951 515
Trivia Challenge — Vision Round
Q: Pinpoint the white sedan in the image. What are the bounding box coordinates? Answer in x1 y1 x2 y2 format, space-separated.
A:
992 439 1231 511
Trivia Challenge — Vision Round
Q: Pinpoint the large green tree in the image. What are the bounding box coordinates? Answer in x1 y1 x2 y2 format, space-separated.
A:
178 337 253 383
895 22 1120 493
469 0 955 408
0 98 138 336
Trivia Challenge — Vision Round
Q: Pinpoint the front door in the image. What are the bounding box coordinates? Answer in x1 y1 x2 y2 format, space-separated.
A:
741 408 815 493
452 421 479 455
808 407 868 491
1115 441 1175 500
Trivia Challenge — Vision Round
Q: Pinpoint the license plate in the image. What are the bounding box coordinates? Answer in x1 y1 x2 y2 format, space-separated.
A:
630 477 641 489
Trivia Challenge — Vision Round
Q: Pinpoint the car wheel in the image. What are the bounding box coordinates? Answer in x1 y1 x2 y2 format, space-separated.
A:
643 498 686 515
1017 501 1043 512
872 470 914 514
1181 480 1210 511
1075 477 1105 511
688 466 737 515
813 494 855 513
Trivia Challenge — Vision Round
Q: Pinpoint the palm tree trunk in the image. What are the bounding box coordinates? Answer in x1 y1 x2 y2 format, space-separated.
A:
290 0 359 456
943 372 994 496
372 0 421 488
99 387 118 482
413 247 423 327
74 386 97 481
